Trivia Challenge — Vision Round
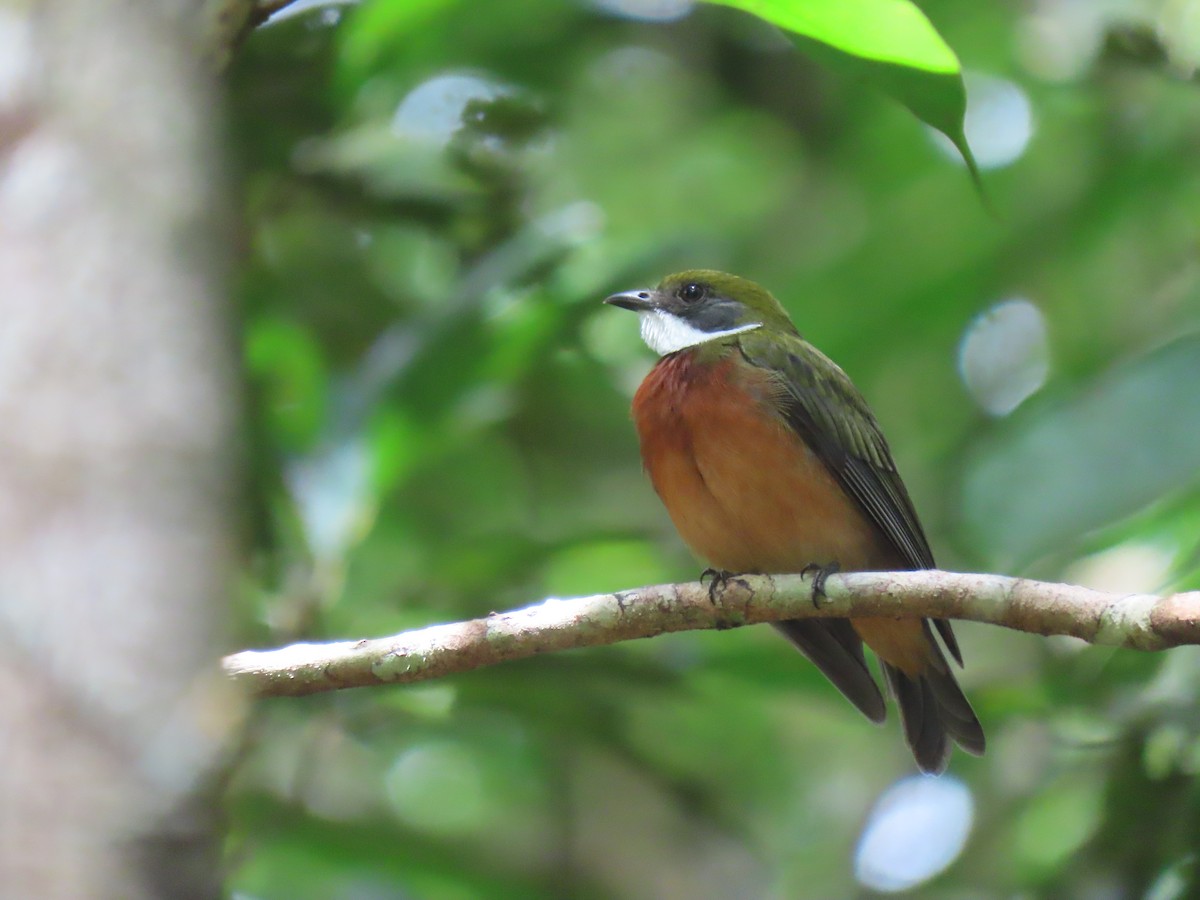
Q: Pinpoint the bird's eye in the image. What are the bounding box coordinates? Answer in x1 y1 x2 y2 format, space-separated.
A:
680 283 705 303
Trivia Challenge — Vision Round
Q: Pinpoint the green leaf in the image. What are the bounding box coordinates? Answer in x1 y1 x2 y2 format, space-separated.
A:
963 336 1200 568
700 0 980 181
245 316 328 451
339 0 460 75
705 0 958 71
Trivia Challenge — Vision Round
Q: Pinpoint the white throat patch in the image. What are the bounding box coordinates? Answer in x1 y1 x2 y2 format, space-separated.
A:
638 309 761 356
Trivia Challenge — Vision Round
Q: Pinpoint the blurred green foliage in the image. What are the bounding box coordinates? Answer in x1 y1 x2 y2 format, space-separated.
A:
226 0 1200 897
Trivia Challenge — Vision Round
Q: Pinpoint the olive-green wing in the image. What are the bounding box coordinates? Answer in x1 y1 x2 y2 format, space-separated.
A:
737 330 962 665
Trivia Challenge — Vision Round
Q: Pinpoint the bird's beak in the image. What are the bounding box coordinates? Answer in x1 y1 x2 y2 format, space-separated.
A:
603 289 656 312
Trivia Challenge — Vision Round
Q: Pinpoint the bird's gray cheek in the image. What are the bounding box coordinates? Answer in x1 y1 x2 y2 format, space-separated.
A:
690 303 741 331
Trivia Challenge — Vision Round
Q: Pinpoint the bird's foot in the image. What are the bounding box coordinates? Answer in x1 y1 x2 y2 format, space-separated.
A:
800 562 840 608
700 568 738 604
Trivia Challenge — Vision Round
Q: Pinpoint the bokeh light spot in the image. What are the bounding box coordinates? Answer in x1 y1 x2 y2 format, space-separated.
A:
1157 0 1200 76
1016 1 1106 82
589 0 694 22
259 0 357 27
287 437 373 563
1065 541 1176 594
958 296 1049 416
855 775 974 893
392 72 512 147
932 73 1034 170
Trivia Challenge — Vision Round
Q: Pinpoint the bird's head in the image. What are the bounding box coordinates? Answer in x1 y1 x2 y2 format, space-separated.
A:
604 270 799 356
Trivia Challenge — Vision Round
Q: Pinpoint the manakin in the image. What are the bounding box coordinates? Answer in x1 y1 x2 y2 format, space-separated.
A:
605 270 984 773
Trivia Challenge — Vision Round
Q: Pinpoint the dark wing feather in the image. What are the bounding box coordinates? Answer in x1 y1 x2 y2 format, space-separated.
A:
737 331 933 568
772 620 886 723
738 331 963 666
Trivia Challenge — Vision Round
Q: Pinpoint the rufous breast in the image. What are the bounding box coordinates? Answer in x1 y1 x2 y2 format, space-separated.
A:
632 348 895 576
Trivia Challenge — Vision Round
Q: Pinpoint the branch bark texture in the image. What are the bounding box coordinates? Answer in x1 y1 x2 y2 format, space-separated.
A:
225 571 1200 698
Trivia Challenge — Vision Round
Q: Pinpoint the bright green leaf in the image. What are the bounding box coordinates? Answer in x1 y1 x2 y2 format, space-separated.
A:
245 316 328 450
704 0 958 72
339 0 460 74
700 0 980 179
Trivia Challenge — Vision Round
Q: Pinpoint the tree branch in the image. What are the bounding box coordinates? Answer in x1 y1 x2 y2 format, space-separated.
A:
224 571 1200 698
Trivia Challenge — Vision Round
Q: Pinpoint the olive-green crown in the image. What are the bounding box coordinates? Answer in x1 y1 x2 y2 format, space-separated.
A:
656 270 800 335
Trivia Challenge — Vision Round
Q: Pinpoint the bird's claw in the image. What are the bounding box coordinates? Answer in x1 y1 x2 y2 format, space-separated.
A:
801 562 840 608
701 568 736 604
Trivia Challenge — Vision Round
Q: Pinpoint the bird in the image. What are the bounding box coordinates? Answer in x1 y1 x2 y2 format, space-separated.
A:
604 270 984 773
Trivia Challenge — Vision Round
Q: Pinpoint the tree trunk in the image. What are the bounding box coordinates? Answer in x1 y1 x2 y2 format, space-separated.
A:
0 2 237 897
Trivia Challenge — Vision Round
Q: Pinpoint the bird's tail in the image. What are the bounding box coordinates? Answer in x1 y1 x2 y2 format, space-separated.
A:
881 633 985 774
850 616 984 773
779 616 984 773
